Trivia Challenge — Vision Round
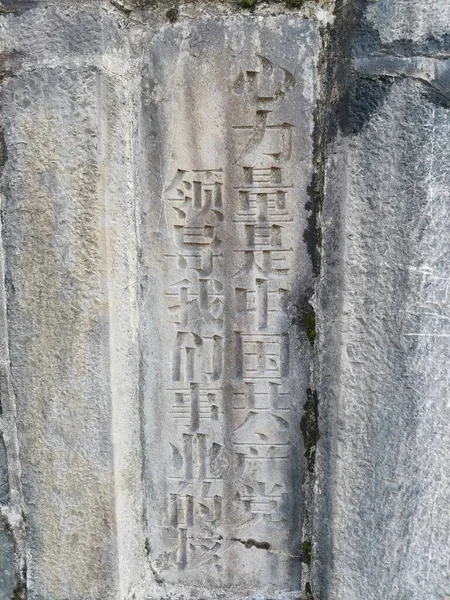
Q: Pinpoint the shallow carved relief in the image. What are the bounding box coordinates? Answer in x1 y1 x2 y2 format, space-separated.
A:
230 57 295 538
163 168 226 573
148 46 308 591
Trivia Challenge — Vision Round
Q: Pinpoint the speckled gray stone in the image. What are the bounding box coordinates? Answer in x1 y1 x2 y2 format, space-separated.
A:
138 14 318 600
0 3 142 599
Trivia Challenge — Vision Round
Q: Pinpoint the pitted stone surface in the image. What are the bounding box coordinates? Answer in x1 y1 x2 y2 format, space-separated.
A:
366 0 450 45
0 524 16 600
319 79 450 600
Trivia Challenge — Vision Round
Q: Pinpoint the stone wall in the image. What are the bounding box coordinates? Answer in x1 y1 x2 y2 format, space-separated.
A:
316 1 450 598
0 1 449 600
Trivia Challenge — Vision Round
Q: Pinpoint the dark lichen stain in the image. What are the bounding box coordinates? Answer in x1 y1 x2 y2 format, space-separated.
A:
305 582 315 599
239 0 322 11
320 0 397 141
231 537 271 550
292 290 317 346
166 6 179 22
304 22 329 278
304 171 322 277
305 311 316 343
144 537 151 556
336 75 394 137
301 539 312 565
0 0 36 15
240 0 257 10
11 579 27 600
301 388 319 473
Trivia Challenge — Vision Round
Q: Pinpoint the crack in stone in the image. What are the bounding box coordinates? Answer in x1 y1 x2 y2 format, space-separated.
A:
231 538 271 550
354 55 450 102
145 538 165 585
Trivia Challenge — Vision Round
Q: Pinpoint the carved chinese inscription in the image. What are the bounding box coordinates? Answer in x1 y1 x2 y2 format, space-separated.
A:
144 31 314 593
162 168 226 573
230 56 296 546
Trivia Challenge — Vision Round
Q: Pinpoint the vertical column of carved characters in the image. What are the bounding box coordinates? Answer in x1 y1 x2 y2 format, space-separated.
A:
185 171 225 572
232 333 291 523
164 169 225 572
231 56 297 529
164 169 199 570
231 166 294 524
250 164 293 527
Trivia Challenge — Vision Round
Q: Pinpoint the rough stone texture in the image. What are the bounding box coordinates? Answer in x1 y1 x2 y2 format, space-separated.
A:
0 2 324 599
1 1 450 600
0 3 145 599
0 523 16 600
314 1 450 600
365 0 450 45
2 48 119 600
139 15 317 599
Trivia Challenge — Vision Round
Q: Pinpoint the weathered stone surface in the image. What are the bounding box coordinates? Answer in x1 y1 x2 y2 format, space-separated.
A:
2 1 450 600
2 65 119 600
314 1 450 599
0 523 16 600
0 3 145 599
366 0 450 46
139 14 318 599
0 2 325 599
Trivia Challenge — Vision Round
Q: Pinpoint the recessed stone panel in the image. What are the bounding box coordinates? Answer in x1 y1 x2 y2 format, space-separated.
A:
139 16 318 598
